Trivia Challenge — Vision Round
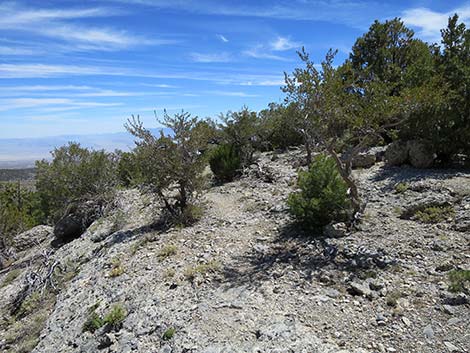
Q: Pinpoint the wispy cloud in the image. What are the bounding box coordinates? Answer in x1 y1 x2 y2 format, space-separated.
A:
243 35 300 61
36 25 158 51
0 63 125 78
402 5 470 42
28 114 86 123
190 52 232 63
0 62 284 87
0 4 112 24
0 45 37 55
0 85 93 92
0 98 122 112
0 85 166 99
204 91 258 97
107 0 391 28
141 83 178 88
239 79 284 86
270 36 301 51
243 47 290 61
217 34 229 43
0 2 167 52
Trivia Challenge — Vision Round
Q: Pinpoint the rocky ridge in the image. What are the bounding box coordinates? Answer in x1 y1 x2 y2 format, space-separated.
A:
0 149 469 353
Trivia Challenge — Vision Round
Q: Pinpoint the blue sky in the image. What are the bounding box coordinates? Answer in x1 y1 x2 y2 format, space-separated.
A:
1 0 470 138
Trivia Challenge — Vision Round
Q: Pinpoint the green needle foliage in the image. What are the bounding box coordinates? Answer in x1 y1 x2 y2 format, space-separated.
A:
209 144 242 182
288 154 352 231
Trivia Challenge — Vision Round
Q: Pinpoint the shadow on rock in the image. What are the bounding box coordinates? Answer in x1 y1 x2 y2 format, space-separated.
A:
220 223 398 289
371 164 467 186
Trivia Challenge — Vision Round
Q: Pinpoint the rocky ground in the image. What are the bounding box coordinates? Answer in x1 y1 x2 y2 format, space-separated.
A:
0 149 469 353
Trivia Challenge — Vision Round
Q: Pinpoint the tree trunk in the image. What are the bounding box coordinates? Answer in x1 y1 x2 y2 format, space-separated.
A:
326 145 361 217
179 183 187 212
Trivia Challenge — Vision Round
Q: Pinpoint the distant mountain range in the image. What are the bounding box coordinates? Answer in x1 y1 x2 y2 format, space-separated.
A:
0 129 167 169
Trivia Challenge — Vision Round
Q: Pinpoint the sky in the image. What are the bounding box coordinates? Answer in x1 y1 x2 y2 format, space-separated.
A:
1 0 470 139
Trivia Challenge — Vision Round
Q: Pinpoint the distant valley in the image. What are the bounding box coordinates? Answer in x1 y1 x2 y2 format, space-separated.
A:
0 129 166 169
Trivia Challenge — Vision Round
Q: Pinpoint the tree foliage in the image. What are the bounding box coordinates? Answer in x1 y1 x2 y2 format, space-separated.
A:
35 142 118 222
0 182 44 244
126 111 208 224
218 107 260 166
350 18 434 93
288 154 352 230
209 144 242 182
258 103 304 150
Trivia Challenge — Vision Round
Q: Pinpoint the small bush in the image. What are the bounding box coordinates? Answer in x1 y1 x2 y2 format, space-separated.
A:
35 142 118 222
414 205 455 223
109 259 125 277
17 292 43 318
82 312 104 333
287 154 352 230
162 327 175 341
218 108 259 166
163 268 176 280
448 270 470 293
258 102 304 150
1 268 22 288
386 290 402 307
0 182 45 243
104 304 127 330
6 309 50 353
178 204 204 226
184 260 221 281
116 151 140 187
157 245 177 260
126 111 208 226
209 144 241 182
394 182 409 193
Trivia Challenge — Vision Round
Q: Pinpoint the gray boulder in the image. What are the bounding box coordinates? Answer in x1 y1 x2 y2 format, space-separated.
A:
87 218 117 242
323 222 348 238
352 151 376 168
407 140 436 168
0 252 8 270
341 148 377 169
13 225 53 252
54 200 104 244
369 146 387 162
385 141 409 166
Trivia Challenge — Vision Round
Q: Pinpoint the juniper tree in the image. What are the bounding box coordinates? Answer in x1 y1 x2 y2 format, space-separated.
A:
283 48 411 218
35 142 118 222
125 110 208 224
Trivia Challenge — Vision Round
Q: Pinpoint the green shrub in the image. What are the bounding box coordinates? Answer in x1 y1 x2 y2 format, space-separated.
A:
394 182 409 193
448 270 470 293
287 154 352 230
35 142 118 222
258 102 304 150
82 303 127 333
218 107 259 166
82 312 104 333
184 260 221 281
116 151 140 187
0 182 45 243
16 292 43 318
414 205 455 223
103 304 127 330
177 204 204 226
157 244 178 260
109 258 125 277
1 268 22 288
162 327 175 341
209 144 241 182
126 111 208 226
